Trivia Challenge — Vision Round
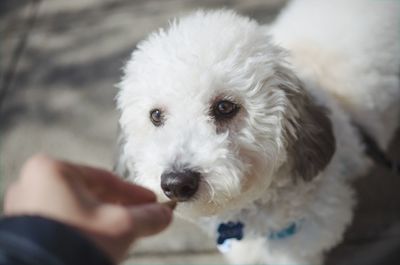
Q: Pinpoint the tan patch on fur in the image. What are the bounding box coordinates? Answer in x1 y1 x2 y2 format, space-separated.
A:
286 42 355 110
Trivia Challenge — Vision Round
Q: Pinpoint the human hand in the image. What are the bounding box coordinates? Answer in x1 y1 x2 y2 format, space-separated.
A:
3 154 173 262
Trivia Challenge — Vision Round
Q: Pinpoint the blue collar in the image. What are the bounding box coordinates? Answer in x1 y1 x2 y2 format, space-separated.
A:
217 220 301 246
268 222 299 240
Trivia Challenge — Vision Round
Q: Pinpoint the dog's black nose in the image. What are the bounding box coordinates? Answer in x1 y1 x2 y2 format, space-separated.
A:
161 170 200 201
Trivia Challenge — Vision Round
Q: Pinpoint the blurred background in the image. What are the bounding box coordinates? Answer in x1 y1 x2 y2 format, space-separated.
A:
1 0 399 264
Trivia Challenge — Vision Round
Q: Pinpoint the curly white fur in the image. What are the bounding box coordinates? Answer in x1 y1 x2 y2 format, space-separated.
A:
116 1 399 264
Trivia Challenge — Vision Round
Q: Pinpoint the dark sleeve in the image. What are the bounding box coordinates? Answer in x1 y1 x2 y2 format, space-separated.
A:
0 216 114 265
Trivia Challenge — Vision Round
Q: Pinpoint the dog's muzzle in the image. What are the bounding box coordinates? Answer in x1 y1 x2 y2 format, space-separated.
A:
161 170 200 201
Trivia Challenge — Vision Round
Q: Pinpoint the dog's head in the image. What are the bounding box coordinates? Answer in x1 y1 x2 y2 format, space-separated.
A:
117 10 335 218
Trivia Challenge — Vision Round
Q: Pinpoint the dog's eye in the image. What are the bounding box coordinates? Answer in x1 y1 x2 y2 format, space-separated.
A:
212 100 240 120
150 109 164 126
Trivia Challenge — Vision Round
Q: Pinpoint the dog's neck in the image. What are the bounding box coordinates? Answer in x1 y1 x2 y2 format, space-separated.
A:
198 168 323 244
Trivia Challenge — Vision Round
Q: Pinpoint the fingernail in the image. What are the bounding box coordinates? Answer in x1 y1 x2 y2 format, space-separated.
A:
162 200 177 210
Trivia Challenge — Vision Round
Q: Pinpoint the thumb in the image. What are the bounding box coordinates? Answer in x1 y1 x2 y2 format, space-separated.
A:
130 203 173 237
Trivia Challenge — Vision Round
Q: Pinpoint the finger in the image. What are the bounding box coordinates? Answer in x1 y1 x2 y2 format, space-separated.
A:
129 203 173 237
58 161 156 205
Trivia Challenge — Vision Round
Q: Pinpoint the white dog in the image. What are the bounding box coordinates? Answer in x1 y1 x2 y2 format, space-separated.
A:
116 1 400 264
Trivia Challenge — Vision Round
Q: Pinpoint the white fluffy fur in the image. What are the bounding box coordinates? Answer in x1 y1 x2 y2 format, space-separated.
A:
116 1 400 264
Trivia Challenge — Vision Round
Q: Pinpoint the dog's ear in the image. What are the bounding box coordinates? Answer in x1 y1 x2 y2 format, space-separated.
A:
276 68 336 182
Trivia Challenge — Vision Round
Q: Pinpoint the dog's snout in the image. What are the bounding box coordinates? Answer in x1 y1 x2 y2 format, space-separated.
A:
161 170 200 201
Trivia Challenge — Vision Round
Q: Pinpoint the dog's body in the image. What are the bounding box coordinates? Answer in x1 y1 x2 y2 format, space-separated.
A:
116 1 399 264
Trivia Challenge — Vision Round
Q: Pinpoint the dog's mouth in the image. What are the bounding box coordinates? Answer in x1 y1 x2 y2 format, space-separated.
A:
157 165 254 217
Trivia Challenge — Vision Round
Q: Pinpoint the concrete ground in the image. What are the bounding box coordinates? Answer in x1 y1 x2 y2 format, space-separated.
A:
1 1 399 264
